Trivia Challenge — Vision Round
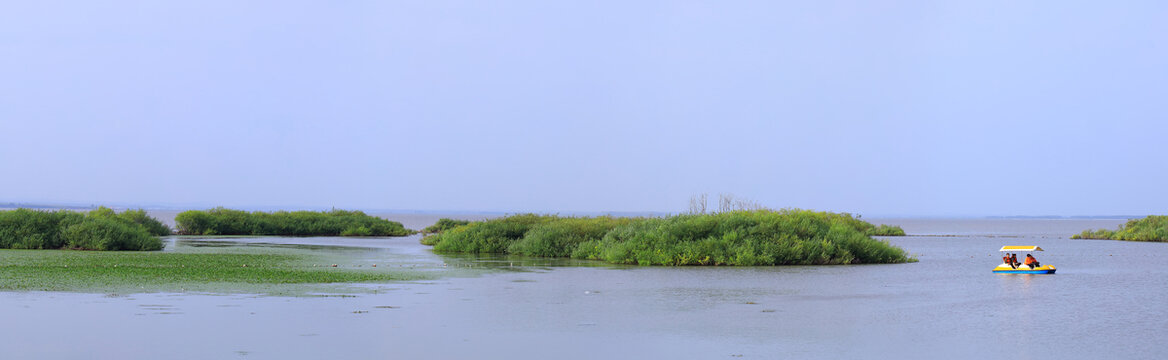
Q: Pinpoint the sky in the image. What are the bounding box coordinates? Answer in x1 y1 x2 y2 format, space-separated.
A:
1 1 1166 216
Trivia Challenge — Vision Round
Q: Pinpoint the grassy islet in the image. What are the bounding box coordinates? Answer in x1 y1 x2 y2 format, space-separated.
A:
174 208 414 237
425 209 913 266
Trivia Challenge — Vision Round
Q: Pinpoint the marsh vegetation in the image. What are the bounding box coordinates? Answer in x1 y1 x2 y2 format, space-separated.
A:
0 207 168 251
174 208 414 237
1072 216 1168 242
424 209 913 265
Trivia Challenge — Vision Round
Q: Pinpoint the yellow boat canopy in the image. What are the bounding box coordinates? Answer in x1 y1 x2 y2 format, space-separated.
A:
1000 246 1044 252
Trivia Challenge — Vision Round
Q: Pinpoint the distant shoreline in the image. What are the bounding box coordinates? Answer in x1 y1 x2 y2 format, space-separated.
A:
1 203 1147 220
0 202 669 218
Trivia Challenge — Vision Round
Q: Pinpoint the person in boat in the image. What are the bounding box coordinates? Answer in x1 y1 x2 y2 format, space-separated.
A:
1010 253 1020 267
1024 254 1041 269
1003 253 1017 269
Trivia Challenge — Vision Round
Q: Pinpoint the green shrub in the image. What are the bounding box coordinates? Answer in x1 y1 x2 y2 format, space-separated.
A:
174 208 414 237
1073 216 1168 241
118 209 173 236
0 209 83 249
61 217 163 251
0 208 165 251
86 207 172 236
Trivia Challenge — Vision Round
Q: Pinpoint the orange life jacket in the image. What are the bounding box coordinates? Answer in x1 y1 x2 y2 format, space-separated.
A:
1024 256 1036 265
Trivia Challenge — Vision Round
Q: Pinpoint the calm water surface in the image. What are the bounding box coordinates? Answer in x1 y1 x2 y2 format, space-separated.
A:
2 217 1164 359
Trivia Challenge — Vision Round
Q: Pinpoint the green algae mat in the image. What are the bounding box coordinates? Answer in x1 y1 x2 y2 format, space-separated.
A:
0 241 432 294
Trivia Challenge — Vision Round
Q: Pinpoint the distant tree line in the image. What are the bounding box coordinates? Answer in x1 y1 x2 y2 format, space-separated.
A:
0 207 168 251
173 208 414 237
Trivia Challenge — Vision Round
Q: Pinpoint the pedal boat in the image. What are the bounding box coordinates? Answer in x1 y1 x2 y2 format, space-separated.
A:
993 263 1056 274
993 246 1056 274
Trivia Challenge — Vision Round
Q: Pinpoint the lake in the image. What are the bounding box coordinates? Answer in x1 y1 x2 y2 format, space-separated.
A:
1 217 1164 359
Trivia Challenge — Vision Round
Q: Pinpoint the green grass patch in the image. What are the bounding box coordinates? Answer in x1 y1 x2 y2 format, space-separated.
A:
175 208 414 237
425 210 914 266
1072 216 1168 242
0 245 430 293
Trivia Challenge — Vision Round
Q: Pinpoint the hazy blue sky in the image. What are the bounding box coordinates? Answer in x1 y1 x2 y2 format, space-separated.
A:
1 1 1165 216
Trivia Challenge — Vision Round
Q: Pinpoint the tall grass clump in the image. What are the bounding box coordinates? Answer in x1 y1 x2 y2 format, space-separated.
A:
60 217 163 251
426 210 913 266
0 208 165 251
174 208 413 237
1072 216 1168 242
